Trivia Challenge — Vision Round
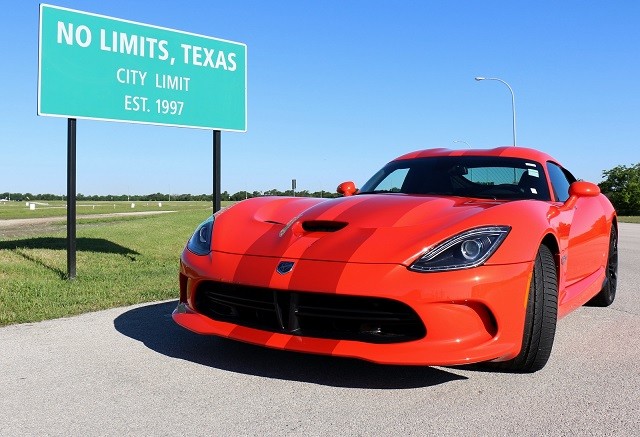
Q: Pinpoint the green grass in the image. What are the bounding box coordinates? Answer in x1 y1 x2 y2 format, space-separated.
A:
0 208 212 326
619 216 640 224
0 200 235 220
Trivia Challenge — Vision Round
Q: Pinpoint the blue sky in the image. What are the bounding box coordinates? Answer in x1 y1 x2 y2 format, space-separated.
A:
2 1 639 196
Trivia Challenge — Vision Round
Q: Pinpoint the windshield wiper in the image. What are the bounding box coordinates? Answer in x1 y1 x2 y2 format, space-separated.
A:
358 189 400 194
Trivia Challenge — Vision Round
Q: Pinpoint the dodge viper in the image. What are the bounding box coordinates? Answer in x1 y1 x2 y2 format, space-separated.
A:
173 146 617 372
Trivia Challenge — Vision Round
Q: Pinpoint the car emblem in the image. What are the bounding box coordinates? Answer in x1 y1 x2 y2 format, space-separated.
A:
276 261 295 275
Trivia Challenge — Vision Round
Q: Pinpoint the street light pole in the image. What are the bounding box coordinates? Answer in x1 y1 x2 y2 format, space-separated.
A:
475 76 517 147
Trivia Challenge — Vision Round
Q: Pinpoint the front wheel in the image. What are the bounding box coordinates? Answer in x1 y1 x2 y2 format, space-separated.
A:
495 244 558 373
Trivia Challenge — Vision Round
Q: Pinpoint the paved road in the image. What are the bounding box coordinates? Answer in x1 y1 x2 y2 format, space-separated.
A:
1 224 639 436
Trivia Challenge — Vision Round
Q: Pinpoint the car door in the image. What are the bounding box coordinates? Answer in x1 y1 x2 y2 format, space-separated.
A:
547 162 607 289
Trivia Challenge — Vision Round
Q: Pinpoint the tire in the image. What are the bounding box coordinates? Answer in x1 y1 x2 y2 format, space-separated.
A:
495 244 558 373
586 226 618 307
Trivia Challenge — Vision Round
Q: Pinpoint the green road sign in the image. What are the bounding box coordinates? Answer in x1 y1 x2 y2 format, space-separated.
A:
38 4 247 131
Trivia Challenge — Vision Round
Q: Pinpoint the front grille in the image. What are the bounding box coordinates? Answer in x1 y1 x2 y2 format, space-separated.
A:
193 281 426 344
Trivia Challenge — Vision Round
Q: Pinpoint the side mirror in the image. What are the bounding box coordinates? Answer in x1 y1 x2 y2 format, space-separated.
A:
549 181 601 219
337 181 357 196
568 181 600 198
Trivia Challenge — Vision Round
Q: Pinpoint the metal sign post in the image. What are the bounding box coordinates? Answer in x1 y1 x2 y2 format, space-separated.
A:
67 118 77 279
213 130 221 212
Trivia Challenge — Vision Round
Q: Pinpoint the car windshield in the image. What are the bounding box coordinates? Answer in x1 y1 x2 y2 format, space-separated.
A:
359 156 552 201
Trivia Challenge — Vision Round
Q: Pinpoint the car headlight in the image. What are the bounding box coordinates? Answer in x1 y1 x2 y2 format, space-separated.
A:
409 226 510 272
187 216 214 255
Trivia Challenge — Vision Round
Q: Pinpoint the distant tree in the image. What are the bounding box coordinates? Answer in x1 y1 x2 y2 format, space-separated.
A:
147 192 164 201
311 190 340 198
263 189 280 196
599 163 640 215
230 191 251 201
174 194 192 201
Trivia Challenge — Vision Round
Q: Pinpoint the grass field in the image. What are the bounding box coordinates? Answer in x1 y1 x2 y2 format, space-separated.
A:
0 200 233 220
1 200 638 327
0 202 217 326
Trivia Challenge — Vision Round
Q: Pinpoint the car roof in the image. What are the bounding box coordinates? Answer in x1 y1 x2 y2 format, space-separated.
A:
394 146 560 167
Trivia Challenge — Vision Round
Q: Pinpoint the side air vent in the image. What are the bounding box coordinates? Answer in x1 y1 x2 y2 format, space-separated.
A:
301 220 348 233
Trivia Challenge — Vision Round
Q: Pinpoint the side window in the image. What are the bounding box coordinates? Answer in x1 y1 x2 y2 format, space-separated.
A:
546 162 574 202
374 168 409 192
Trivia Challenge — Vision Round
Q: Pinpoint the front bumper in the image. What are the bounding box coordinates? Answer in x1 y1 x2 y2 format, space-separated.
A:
173 250 533 366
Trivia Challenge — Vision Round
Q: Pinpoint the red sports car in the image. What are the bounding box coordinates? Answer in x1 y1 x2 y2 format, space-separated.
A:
173 147 617 372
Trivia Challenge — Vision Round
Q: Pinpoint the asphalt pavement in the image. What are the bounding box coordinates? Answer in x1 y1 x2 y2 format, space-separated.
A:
1 223 639 436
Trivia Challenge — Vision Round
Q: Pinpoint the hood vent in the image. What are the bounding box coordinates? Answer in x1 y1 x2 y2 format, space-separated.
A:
301 220 348 233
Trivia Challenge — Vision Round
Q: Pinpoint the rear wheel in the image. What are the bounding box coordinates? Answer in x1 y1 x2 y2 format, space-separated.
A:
495 244 558 373
586 226 618 307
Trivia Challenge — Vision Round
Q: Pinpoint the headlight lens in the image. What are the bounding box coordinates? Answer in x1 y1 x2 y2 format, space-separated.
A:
409 226 510 272
187 216 214 255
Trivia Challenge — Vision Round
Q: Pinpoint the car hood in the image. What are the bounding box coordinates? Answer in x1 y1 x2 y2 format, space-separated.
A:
212 194 513 265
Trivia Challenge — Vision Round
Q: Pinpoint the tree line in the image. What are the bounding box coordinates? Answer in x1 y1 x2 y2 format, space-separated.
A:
598 163 640 215
0 189 340 203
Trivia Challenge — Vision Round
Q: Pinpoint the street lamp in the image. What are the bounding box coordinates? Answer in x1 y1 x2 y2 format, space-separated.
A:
475 76 517 147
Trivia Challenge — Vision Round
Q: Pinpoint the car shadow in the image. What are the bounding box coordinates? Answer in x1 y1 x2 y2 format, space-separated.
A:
114 301 468 389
